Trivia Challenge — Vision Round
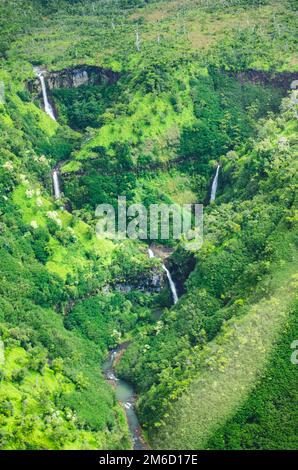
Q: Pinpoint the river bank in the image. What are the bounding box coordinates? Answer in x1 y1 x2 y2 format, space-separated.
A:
103 343 148 450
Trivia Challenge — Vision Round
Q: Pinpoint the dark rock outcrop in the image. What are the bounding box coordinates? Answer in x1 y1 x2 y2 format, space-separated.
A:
227 69 298 91
28 65 120 95
167 248 196 297
114 266 165 295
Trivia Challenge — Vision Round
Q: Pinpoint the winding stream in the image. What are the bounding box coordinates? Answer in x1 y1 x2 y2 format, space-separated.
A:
103 344 146 450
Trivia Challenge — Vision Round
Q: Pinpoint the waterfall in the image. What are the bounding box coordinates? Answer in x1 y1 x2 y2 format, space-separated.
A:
35 68 56 121
162 264 179 304
148 247 178 304
210 164 220 203
35 68 62 200
52 169 61 199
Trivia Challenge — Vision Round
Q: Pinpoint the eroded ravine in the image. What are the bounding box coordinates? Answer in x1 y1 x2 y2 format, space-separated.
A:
36 68 179 449
103 247 179 449
103 344 147 450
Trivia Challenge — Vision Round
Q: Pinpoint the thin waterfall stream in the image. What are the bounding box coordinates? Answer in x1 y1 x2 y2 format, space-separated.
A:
210 164 220 203
35 67 56 121
52 167 61 200
35 67 62 200
148 247 178 304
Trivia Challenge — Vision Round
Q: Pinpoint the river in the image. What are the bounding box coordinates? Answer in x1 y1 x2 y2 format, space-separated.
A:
103 344 147 450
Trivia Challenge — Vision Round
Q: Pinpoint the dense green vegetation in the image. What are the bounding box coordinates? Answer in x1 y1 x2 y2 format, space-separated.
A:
117 96 298 448
0 85 130 448
207 302 298 450
0 0 297 451
52 81 121 130
0 49 157 449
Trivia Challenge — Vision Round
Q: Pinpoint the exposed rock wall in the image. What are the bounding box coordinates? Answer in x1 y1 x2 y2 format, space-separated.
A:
114 266 165 294
28 65 120 94
227 69 298 91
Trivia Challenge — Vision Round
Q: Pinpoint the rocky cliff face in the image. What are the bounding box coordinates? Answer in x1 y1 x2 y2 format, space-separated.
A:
227 69 298 91
115 277 165 295
28 65 120 95
114 265 165 295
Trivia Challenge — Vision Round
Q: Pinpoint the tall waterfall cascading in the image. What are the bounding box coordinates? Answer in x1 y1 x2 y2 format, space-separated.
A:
35 68 56 121
210 164 220 203
148 247 178 304
52 169 61 200
162 264 179 304
35 68 62 200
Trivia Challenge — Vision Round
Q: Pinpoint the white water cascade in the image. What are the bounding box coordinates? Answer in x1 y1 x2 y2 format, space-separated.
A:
210 164 220 203
35 68 62 200
52 169 61 200
148 247 178 304
35 68 56 121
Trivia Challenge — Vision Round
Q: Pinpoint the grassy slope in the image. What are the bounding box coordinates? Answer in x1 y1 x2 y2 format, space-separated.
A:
12 182 115 280
0 341 112 450
206 300 298 450
153 255 298 449
9 1 297 72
